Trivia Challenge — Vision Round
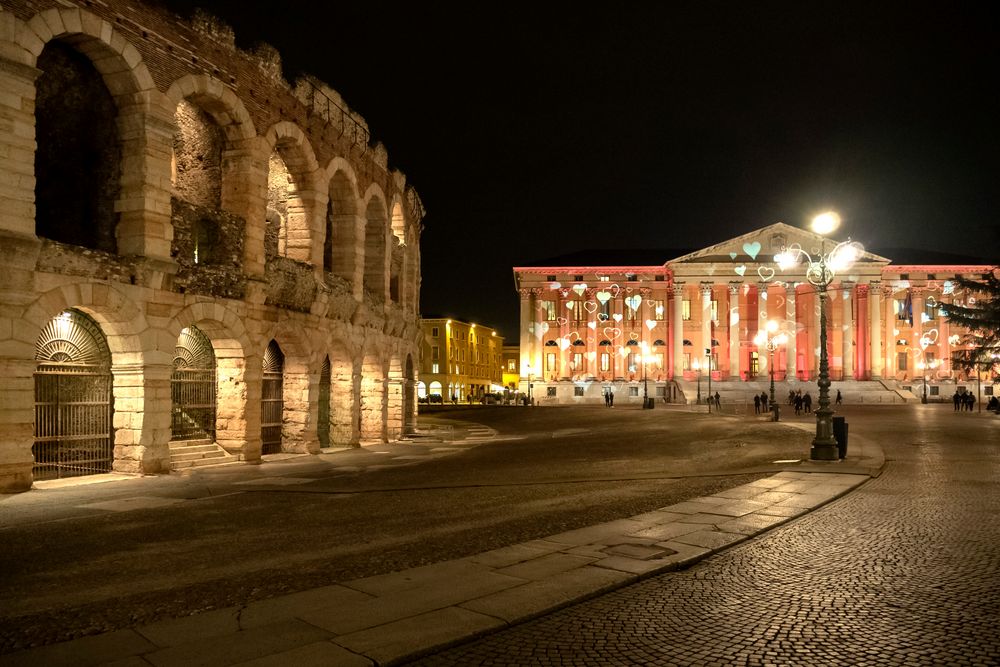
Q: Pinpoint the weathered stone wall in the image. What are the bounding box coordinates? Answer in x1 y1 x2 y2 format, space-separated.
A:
0 0 424 493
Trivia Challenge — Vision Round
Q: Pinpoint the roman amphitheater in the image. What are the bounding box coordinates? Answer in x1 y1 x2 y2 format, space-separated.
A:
0 0 424 492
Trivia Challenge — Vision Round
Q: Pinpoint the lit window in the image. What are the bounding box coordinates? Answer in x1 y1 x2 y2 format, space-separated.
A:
682 300 691 321
507 359 516 372
541 300 557 320
572 352 583 370
598 275 610 282
897 352 908 371
600 353 610 371
683 353 691 370
627 352 638 372
711 300 718 322
546 352 556 371
625 273 637 282
432 363 439 373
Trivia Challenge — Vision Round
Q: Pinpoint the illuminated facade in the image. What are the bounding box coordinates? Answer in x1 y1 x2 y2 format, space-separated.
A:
419 319 505 402
514 223 996 404
0 1 423 492
502 346 521 391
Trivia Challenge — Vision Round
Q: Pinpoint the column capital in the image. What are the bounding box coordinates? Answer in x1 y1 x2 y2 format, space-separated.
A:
910 287 925 298
518 287 543 298
728 281 741 295
699 282 714 296
671 283 685 296
867 279 881 289
558 288 571 299
856 284 869 297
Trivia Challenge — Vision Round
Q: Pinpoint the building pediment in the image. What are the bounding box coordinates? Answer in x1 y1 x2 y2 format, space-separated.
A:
666 222 891 267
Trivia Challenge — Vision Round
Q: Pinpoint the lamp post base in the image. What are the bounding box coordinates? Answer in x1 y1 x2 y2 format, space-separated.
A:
810 442 840 460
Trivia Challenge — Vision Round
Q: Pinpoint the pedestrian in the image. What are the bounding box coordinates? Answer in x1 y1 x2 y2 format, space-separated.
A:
836 389 842 405
794 394 802 415
609 391 614 407
953 391 961 411
714 391 721 409
788 390 796 406
967 393 975 411
753 394 761 414
804 392 813 413
603 390 610 407
760 391 768 412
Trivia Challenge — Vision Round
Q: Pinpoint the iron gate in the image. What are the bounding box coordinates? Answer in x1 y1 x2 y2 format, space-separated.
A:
33 310 114 480
261 340 284 454
171 326 217 441
317 356 331 447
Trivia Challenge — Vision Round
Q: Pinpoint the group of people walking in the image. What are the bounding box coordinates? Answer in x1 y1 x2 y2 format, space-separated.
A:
953 391 976 411
787 389 813 415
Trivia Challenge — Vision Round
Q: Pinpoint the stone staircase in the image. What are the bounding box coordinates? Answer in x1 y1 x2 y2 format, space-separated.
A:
169 438 238 471
673 378 911 407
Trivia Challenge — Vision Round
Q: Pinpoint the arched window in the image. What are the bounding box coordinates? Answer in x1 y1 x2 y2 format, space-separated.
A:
171 325 217 441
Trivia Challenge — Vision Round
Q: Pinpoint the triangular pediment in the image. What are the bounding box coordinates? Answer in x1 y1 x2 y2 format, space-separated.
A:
667 222 891 266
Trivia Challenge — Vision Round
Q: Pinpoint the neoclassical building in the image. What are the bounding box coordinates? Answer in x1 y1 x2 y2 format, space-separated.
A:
0 1 423 492
514 223 996 405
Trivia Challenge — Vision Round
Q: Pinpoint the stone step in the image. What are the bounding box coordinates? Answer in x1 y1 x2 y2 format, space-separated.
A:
168 444 220 455
172 457 239 470
171 450 230 463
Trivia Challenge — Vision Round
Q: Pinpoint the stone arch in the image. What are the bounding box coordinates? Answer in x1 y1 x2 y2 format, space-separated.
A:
258 322 317 455
389 200 406 306
262 121 324 265
360 345 387 442
362 185 389 302
14 8 170 260
165 74 256 224
321 337 360 446
16 284 167 481
404 353 416 434
323 157 363 286
167 303 254 458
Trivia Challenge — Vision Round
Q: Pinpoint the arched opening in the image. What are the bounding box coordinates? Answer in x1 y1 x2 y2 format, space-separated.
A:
389 202 406 304
35 41 121 253
325 170 359 284
403 355 415 434
266 151 293 260
261 340 285 454
265 140 313 264
429 381 442 402
171 325 217 442
318 356 331 448
33 310 114 480
363 198 388 301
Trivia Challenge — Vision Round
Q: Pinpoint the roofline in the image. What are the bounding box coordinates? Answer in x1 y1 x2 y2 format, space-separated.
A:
882 264 996 273
513 265 668 273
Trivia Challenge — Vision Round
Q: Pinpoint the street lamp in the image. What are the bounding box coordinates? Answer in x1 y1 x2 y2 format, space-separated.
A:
641 342 654 408
776 211 863 460
754 319 789 422
705 347 712 413
523 363 534 407
693 358 701 404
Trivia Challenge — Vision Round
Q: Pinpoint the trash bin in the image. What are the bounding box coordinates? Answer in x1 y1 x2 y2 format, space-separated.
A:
833 416 848 459
643 397 655 409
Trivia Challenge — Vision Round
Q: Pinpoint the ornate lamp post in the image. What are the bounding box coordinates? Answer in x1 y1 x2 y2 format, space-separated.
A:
693 358 702 404
775 212 863 460
523 362 534 407
754 320 788 422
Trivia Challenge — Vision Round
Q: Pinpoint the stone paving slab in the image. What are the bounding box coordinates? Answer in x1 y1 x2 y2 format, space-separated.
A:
0 470 871 667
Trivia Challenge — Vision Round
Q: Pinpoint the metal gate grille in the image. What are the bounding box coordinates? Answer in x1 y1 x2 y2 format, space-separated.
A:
261 340 284 454
171 326 217 441
33 310 114 480
317 356 330 448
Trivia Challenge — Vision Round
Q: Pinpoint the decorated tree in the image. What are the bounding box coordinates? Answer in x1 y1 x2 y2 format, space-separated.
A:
945 271 1000 379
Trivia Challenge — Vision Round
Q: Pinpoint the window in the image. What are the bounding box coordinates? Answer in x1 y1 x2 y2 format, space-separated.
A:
655 275 665 281
627 352 639 372
625 273 637 282
649 299 665 321
572 352 583 370
432 346 439 360
653 353 665 370
683 353 691 370
629 386 639 397
897 352 908 371
682 300 691 320
599 300 611 321
541 300 557 320
432 363 439 373
547 386 557 397
507 359 516 372
711 300 718 322
924 352 936 366
574 274 584 281
570 300 585 322
546 275 557 281
598 275 610 282
432 327 439 337
895 299 909 321
574 386 585 397
546 352 556 371
625 300 639 322
655 386 666 396
600 353 610 371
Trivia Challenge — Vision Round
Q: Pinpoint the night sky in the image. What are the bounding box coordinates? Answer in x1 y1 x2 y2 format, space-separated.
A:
158 1 999 338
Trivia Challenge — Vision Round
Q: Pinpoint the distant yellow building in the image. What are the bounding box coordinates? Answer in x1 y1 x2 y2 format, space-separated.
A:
502 346 521 391
419 319 505 402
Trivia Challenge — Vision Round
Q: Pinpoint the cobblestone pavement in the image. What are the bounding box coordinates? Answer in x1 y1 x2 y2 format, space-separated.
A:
412 408 1000 666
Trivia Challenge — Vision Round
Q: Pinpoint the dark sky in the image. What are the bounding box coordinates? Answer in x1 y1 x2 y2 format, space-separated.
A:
157 1 999 338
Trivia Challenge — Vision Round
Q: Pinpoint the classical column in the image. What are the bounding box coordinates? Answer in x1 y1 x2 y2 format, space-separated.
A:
701 283 713 373
586 288 598 377
672 283 685 378
725 283 738 380
810 289 821 380
785 282 797 381
558 288 571 380
911 288 924 374
883 286 896 378
519 288 541 386
842 282 854 380
869 281 883 379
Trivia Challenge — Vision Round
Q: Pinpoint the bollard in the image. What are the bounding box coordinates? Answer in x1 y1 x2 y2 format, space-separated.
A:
833 416 848 459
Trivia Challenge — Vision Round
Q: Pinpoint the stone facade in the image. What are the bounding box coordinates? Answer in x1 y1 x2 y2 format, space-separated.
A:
0 0 423 492
514 223 996 404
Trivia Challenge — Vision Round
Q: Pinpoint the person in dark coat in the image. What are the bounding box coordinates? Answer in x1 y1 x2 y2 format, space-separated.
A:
794 394 803 415
836 389 843 405
953 391 961 411
760 391 768 412
753 394 761 414
804 392 813 413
